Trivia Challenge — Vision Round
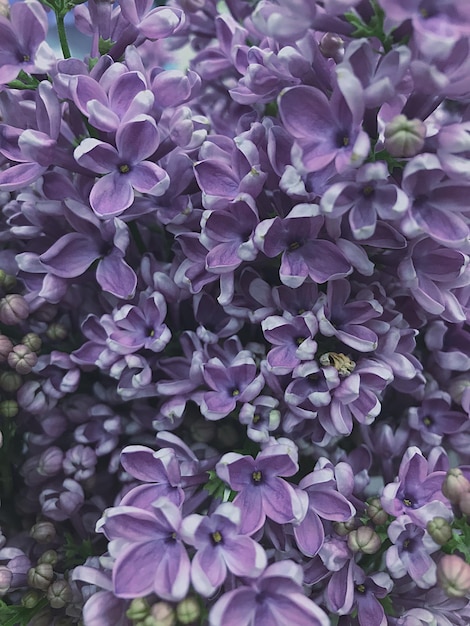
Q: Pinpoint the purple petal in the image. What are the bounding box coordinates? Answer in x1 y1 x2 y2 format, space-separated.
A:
194 160 239 197
294 509 324 557
116 116 160 164
233 487 265 535
74 139 119 174
222 536 266 577
0 162 46 191
191 546 227 596
40 233 100 278
113 540 160 598
209 588 255 626
96 253 137 298
129 161 169 195
90 173 134 217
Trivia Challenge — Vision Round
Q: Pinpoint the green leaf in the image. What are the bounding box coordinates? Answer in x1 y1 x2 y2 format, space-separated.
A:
0 598 49 626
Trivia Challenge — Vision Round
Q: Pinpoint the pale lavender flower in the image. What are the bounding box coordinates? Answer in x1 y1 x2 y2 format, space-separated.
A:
386 515 438 588
279 68 370 174
96 498 190 600
216 440 308 534
209 560 329 626
74 115 170 217
181 502 267 597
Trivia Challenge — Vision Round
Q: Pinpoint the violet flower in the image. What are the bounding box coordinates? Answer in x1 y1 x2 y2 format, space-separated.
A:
209 560 330 626
96 498 190 601
216 440 308 534
74 115 170 217
279 68 370 174
181 502 267 597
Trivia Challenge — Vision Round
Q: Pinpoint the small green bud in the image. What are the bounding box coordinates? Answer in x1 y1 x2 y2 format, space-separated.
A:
38 549 59 566
30 521 57 544
22 332 42 353
347 526 382 554
46 322 68 341
367 497 388 525
427 517 453 545
384 114 426 158
0 270 16 291
176 597 200 624
46 579 73 609
28 563 54 591
0 370 22 392
126 597 150 621
442 468 470 504
0 399 18 418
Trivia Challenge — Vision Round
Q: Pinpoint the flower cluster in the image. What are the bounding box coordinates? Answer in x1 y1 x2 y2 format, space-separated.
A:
1 0 470 624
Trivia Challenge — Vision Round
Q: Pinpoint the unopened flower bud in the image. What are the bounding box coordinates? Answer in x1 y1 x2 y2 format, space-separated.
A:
28 563 54 591
31 521 56 544
0 270 16 291
0 335 13 361
22 590 43 609
46 579 73 609
7 344 37 374
150 601 176 626
0 399 18 418
319 32 344 62
126 597 150 621
0 566 12 596
22 333 42 353
459 491 470 517
38 446 64 477
0 293 29 325
367 497 388 525
442 468 470 504
384 114 426 158
334 518 356 536
437 554 470 598
427 516 453 545
38 550 58 566
176 597 200 624
347 526 382 554
46 323 67 341
0 370 22 392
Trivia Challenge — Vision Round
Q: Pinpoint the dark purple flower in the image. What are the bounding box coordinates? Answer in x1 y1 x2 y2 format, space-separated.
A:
262 313 318 374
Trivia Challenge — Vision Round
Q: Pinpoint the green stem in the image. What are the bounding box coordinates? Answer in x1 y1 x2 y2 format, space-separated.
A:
56 12 72 59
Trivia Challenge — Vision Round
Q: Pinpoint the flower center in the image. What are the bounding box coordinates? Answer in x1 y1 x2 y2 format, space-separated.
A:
252 470 262 483
211 530 223 544
319 352 356 377
119 163 131 174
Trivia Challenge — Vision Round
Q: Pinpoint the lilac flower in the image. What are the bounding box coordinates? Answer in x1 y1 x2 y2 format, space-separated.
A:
70 71 154 133
262 313 318 374
200 353 264 421
0 0 55 85
386 515 438 588
294 460 356 557
181 502 267 596
238 395 281 443
319 162 409 240
96 499 190 600
254 207 352 287
279 69 370 174
209 560 329 626
39 202 137 300
401 153 470 246
74 115 170 217
118 445 184 510
381 447 451 526
316 279 383 352
216 440 308 534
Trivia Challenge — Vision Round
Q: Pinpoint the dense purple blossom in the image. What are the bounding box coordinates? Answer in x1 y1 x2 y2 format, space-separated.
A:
2 1 470 624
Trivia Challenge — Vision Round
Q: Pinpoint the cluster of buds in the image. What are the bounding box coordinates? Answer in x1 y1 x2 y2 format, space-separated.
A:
425 469 470 599
126 597 201 626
